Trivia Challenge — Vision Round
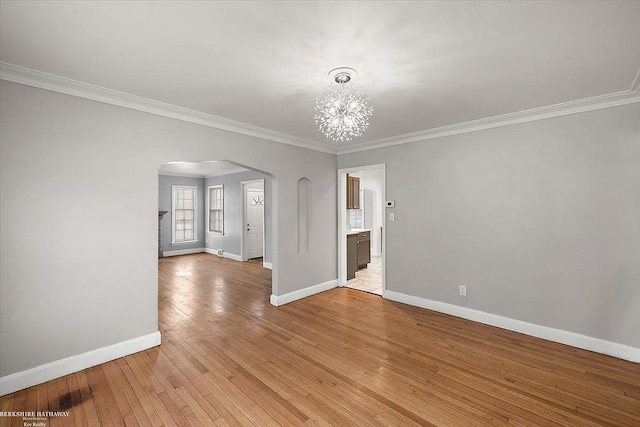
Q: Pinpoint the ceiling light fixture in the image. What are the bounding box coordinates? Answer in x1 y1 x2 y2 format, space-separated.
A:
314 67 373 142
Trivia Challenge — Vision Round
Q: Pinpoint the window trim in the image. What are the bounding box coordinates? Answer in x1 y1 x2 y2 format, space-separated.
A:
208 184 224 234
171 185 198 245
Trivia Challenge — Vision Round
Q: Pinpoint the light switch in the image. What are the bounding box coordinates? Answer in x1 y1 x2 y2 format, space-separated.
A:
389 213 395 222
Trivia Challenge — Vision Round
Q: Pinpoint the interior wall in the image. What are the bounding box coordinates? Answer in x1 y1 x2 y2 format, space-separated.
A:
158 175 206 253
0 80 337 379
204 170 272 263
338 103 640 349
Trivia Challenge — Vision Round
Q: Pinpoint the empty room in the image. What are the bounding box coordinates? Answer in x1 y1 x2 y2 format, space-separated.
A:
1 1 639 426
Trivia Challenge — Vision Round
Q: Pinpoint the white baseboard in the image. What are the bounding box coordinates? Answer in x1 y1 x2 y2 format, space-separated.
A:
263 261 273 270
223 252 243 262
0 331 161 396
271 279 337 307
383 290 640 363
203 248 242 262
163 247 205 257
204 248 220 256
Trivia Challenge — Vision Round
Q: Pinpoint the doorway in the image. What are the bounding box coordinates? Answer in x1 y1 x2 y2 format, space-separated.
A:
242 179 265 261
338 164 386 295
158 161 276 298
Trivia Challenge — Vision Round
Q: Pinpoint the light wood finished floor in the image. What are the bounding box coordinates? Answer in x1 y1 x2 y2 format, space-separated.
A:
1 253 639 426
346 255 383 295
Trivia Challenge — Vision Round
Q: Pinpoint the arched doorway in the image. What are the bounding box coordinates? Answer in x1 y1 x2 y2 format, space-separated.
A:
157 159 276 294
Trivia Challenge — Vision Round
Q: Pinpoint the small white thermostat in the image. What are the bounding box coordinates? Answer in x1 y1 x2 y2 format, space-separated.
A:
385 201 395 208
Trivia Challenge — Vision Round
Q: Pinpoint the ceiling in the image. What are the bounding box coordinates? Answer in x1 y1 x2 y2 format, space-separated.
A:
1 1 639 153
159 161 248 178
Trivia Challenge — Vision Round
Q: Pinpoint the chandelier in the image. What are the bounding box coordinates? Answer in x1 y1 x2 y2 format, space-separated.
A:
314 67 373 142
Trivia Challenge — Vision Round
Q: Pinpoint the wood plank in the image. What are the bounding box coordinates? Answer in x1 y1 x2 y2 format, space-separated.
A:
65 374 87 427
2 253 639 426
73 370 100 427
9 391 24 427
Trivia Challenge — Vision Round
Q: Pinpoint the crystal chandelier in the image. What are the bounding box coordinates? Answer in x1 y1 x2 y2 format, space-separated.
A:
314 67 373 142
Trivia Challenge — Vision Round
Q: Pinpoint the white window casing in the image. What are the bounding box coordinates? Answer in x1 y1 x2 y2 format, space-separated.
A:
208 185 224 234
171 185 198 244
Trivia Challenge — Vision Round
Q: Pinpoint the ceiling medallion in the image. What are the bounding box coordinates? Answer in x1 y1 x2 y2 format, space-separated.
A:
314 67 373 142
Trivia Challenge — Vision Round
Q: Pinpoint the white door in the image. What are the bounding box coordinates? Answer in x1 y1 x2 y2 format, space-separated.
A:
245 188 264 259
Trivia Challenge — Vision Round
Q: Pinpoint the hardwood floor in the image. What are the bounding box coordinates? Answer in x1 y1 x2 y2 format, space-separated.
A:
2 253 639 426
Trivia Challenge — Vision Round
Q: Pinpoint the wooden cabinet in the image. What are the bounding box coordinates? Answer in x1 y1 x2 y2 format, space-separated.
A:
347 230 371 280
347 234 358 280
346 174 360 209
357 231 371 268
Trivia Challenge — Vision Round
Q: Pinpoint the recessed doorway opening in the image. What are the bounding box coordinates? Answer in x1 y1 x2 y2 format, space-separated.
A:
241 179 266 264
157 159 276 295
338 164 386 296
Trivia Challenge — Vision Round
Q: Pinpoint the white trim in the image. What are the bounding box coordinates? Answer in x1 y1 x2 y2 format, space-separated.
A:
263 261 273 270
0 62 335 155
223 252 243 262
337 90 640 154
164 247 242 261
207 184 224 234
203 248 242 261
170 240 199 245
338 164 386 293
201 248 242 262
0 331 161 396
270 279 337 307
338 171 346 287
163 247 205 257
171 184 198 245
383 290 640 364
3 62 639 156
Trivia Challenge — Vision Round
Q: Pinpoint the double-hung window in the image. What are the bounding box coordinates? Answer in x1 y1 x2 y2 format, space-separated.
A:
172 185 197 244
208 185 224 233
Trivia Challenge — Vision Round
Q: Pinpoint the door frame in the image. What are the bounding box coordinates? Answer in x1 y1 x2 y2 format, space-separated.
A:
241 179 265 262
337 164 386 292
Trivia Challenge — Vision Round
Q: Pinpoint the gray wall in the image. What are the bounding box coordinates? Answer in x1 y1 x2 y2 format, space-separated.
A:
204 170 272 263
158 175 206 253
0 80 337 378
338 103 640 349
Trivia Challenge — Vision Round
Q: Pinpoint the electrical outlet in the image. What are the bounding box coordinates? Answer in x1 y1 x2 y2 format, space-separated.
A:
459 285 467 296
389 212 395 221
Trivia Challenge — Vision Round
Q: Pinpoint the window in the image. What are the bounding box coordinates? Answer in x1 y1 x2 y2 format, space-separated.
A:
172 185 197 244
208 185 224 233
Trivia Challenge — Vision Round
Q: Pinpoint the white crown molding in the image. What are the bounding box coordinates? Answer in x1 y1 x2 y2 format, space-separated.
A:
3 62 638 157
337 89 640 155
0 62 336 155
